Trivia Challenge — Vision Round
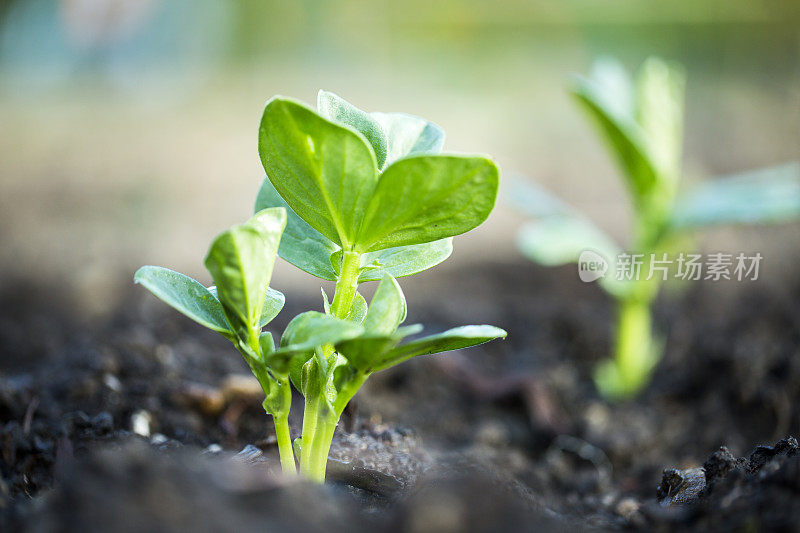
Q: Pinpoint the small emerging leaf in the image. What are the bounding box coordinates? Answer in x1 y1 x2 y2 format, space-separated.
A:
134 266 232 335
318 90 388 169
371 111 445 165
363 275 406 335
347 292 368 324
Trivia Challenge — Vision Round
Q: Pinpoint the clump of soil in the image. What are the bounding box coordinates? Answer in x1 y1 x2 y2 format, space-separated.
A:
1 261 799 531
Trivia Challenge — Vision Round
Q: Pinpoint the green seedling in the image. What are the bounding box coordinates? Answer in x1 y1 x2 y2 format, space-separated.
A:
135 90 506 481
134 208 298 472
513 57 800 399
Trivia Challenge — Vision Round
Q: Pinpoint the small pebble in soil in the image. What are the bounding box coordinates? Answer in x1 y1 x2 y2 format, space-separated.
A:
131 410 152 438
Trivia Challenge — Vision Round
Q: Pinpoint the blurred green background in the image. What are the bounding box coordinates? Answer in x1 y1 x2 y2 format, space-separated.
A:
1 0 798 315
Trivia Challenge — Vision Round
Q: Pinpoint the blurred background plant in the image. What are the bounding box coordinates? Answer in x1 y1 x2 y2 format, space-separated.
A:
0 0 798 319
513 56 800 400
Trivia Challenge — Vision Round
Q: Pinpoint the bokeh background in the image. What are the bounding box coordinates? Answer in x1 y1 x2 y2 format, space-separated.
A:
1 0 798 317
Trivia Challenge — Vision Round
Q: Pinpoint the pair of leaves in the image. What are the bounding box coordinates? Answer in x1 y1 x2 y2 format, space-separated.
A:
267 274 505 396
134 209 287 368
203 208 287 341
570 57 685 207
333 275 506 375
257 92 497 273
255 178 453 282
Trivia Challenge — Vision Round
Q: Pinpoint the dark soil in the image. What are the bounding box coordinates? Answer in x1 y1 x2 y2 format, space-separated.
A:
1 260 799 531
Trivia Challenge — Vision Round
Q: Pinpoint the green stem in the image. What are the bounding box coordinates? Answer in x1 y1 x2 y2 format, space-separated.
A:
299 396 319 477
602 296 658 398
333 372 367 416
273 414 296 475
305 403 338 483
330 251 361 319
299 251 362 482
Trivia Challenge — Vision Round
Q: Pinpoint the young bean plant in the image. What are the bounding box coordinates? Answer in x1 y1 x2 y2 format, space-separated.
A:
135 90 506 481
514 57 800 400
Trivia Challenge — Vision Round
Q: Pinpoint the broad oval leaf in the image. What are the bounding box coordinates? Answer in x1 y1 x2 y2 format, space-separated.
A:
371 111 445 165
255 177 338 280
668 163 800 232
258 97 378 250
134 266 232 335
354 155 499 252
358 238 453 282
204 208 286 339
372 325 507 373
363 275 406 335
318 90 388 169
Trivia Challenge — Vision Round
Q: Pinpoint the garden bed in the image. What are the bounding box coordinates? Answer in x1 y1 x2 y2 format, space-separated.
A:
1 260 798 531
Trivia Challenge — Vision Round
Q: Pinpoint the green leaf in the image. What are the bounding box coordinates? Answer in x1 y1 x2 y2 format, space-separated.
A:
347 292 368 324
363 275 406 335
258 97 378 250
276 311 365 389
354 155 499 252
517 217 620 267
255 177 339 280
208 284 285 328
634 57 685 183
358 239 453 282
335 324 422 373
134 266 232 336
371 112 445 165
259 331 276 355
255 176 454 281
278 311 365 353
570 67 658 199
259 288 285 327
204 208 286 339
510 180 621 266
318 90 388 169
372 325 507 373
510 179 628 298
335 334 404 373
668 163 800 232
